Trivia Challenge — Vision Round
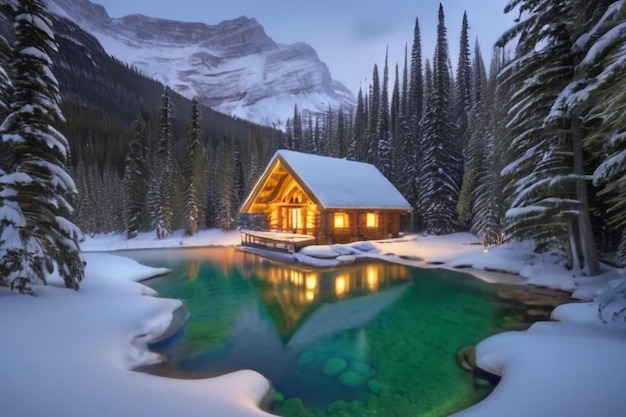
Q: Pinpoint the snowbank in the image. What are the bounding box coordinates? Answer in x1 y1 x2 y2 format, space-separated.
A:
0 252 272 417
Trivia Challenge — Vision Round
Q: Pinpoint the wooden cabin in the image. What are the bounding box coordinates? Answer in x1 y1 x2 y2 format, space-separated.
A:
239 150 412 245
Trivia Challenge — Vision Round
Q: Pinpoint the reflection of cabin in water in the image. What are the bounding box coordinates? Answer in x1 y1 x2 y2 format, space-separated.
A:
240 150 412 246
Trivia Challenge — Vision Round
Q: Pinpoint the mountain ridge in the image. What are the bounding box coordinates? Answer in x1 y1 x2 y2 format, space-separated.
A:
46 0 355 127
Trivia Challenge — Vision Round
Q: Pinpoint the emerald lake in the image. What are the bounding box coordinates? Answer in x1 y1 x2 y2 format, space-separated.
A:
119 247 547 417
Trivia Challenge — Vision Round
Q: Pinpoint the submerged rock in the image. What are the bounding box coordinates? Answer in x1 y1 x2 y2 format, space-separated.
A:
456 345 476 372
338 370 368 387
349 360 373 377
297 350 317 367
323 357 347 376
367 379 382 395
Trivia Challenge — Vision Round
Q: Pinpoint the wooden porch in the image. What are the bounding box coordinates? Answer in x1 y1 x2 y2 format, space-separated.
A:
240 230 316 253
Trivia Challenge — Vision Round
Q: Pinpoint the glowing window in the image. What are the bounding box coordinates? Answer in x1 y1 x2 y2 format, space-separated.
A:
334 212 349 229
366 213 379 228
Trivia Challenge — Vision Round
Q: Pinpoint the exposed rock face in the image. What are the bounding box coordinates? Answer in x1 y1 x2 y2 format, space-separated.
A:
46 0 355 126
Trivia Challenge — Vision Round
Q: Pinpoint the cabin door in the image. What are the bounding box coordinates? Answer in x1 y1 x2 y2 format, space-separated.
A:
282 207 303 233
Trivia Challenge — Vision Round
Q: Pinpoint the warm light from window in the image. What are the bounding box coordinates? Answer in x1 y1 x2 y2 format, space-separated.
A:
366 265 378 290
290 208 303 230
366 213 379 228
305 290 315 301
334 213 349 228
335 275 347 296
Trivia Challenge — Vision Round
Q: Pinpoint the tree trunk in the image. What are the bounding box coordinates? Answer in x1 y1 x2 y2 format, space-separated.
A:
572 115 601 276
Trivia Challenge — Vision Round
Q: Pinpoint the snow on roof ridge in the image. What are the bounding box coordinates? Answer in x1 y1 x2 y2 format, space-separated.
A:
272 149 411 210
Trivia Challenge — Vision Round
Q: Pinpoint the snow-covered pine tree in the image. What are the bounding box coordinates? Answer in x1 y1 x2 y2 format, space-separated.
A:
0 0 85 293
334 108 347 158
454 12 473 154
182 97 207 236
395 47 417 208
462 41 504 245
366 64 380 164
348 88 367 161
559 0 626 264
391 63 401 152
376 50 393 180
499 0 611 274
214 141 236 231
292 104 302 152
347 88 366 161
408 17 424 133
404 21 425 230
418 4 462 235
151 86 174 239
0 26 12 174
232 147 245 211
123 119 148 238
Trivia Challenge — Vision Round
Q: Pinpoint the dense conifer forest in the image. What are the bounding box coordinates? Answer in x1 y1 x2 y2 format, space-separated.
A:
280 1 626 271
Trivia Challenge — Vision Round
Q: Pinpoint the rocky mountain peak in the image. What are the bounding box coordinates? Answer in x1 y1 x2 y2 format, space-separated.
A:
45 0 355 126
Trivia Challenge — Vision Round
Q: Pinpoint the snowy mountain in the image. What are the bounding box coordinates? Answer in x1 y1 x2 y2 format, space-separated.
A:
45 0 355 127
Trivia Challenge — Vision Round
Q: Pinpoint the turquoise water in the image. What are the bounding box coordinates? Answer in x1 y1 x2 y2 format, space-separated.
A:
122 247 506 417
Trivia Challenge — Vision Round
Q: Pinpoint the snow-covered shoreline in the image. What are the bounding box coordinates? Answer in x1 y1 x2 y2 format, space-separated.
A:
3 229 626 417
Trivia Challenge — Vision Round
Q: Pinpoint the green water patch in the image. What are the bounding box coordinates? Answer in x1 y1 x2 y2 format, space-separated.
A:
121 248 549 417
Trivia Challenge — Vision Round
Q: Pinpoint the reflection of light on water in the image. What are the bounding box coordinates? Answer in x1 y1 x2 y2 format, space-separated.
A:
290 270 304 285
355 328 368 359
335 275 347 296
187 261 200 282
306 275 317 290
366 265 379 290
305 290 315 301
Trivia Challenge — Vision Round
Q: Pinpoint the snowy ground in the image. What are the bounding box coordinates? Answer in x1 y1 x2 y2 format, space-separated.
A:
2 229 625 417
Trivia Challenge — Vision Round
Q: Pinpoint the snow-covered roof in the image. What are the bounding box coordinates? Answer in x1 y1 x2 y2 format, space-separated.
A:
245 149 412 211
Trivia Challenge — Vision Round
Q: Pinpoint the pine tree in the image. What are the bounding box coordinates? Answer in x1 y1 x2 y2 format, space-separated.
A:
292 104 303 151
454 11 473 152
335 108 347 158
497 0 613 274
418 4 462 234
367 64 380 164
151 86 174 239
376 50 393 180
0 0 85 293
123 119 148 238
0 27 12 175
182 97 207 236
459 42 504 245
232 147 245 210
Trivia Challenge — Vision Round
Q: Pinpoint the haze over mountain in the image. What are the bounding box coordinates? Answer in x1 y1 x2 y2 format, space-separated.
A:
46 0 355 127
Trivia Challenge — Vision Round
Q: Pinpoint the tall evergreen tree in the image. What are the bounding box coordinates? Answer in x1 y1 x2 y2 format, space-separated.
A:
335 108 347 157
418 4 461 234
0 26 12 175
409 17 424 128
292 104 303 151
150 86 174 239
376 50 393 179
182 97 207 236
123 119 148 238
0 0 84 293
367 64 380 164
497 0 613 274
458 41 504 245
454 11 473 152
348 88 366 161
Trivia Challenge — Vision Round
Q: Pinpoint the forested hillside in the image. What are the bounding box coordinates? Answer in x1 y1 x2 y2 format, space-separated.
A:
279 1 626 270
0 3 284 235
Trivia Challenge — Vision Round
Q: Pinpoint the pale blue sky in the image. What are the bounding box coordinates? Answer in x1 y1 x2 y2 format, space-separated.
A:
94 0 514 94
